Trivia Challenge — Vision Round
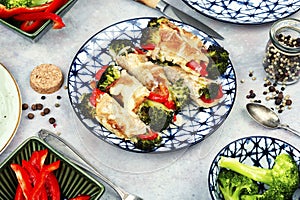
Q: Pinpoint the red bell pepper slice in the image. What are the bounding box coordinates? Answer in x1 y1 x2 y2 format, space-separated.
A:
200 85 223 103
186 60 208 76
14 12 65 31
14 185 25 200
148 84 169 103
138 130 159 140
141 43 156 51
89 88 105 107
17 0 68 32
29 160 60 200
0 3 50 18
29 149 48 171
10 164 32 200
45 173 61 200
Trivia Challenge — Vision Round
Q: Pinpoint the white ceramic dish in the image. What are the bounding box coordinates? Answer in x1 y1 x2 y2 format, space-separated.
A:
0 63 22 154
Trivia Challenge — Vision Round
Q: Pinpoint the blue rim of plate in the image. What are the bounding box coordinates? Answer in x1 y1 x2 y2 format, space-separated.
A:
208 136 300 200
67 17 237 153
182 0 300 25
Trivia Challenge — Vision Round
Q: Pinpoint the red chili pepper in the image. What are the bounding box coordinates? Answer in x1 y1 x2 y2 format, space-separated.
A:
0 3 50 18
10 164 32 200
14 185 25 200
44 173 61 200
70 195 91 200
14 12 65 32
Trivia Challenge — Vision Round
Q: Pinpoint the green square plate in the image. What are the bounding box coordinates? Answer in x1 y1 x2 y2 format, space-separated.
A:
0 136 105 199
0 0 77 42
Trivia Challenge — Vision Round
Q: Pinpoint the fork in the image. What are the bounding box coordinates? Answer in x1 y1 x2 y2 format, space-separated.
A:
38 129 143 200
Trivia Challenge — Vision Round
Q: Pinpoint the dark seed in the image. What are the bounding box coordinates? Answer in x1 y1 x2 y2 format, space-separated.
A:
41 96 46 100
22 103 29 110
269 86 276 92
57 95 61 100
31 104 37 111
40 112 45 116
36 103 43 110
27 113 34 119
286 99 292 105
275 98 282 105
43 108 50 115
49 117 56 124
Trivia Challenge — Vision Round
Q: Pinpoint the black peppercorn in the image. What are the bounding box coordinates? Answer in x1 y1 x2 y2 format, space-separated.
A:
49 117 56 124
27 113 34 119
22 103 29 110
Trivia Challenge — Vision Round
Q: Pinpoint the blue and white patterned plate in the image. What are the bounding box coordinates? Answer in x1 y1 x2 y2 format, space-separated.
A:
67 17 237 153
208 136 300 199
183 0 300 24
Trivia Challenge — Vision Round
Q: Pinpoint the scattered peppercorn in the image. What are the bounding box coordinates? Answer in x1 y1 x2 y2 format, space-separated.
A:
49 117 56 124
36 103 43 110
31 104 37 111
43 108 50 115
27 113 34 119
57 95 61 100
22 103 29 110
41 96 46 100
55 103 60 108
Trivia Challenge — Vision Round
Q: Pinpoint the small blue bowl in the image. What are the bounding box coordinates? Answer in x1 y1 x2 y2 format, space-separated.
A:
208 136 300 200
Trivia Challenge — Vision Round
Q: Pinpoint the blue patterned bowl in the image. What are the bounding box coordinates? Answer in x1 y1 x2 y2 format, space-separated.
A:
208 136 300 199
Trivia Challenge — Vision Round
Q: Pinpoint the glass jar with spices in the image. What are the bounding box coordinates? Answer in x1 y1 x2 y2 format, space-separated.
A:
263 18 300 85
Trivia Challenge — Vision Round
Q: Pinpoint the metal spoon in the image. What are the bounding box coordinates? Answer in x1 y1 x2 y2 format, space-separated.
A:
38 129 143 200
246 103 300 137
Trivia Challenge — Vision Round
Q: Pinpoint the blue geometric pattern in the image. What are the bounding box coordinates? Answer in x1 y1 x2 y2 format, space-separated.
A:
67 17 237 153
183 0 300 24
208 136 300 199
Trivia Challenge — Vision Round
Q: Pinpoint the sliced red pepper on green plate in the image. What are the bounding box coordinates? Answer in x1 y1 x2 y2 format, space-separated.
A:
10 164 33 200
0 3 50 18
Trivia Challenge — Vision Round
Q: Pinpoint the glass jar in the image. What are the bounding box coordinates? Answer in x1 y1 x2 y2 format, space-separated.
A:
263 18 300 85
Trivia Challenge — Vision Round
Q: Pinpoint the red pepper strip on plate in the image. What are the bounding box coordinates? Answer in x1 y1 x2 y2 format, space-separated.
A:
29 149 48 171
29 160 60 199
18 0 68 32
14 185 25 200
10 164 33 200
0 3 50 18
45 173 61 200
14 12 65 30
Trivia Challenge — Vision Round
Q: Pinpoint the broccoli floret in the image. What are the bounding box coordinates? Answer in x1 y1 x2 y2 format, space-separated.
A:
219 154 300 200
206 44 230 79
109 39 135 59
217 168 259 200
3 0 49 8
147 16 168 28
134 134 162 151
78 93 96 119
140 17 167 46
169 79 190 110
198 82 220 99
97 65 120 92
137 99 174 132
